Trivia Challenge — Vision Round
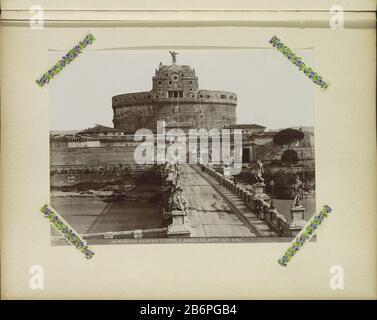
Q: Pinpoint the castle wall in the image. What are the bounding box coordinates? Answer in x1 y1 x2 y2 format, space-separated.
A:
112 93 237 133
50 145 140 168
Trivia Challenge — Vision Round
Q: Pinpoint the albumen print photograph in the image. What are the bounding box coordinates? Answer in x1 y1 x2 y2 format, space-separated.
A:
49 49 316 245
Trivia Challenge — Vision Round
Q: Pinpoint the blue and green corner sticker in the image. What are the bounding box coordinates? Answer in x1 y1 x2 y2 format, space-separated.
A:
269 35 329 90
36 33 95 87
278 205 332 266
40 203 95 259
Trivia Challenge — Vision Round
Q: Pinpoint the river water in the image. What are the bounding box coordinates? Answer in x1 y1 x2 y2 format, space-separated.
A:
51 197 164 235
272 198 316 222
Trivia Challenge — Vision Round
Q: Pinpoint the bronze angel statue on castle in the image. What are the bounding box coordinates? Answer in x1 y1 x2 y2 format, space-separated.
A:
169 51 178 64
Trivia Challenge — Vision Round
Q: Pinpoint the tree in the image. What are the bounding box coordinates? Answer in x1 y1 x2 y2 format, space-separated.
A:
281 149 298 163
273 128 304 148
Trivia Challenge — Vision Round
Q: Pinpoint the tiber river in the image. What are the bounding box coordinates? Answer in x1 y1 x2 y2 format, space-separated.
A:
51 197 164 235
273 198 316 221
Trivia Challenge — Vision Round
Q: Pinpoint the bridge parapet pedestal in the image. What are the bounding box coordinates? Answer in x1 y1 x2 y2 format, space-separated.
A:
167 210 191 238
253 183 270 203
289 206 307 237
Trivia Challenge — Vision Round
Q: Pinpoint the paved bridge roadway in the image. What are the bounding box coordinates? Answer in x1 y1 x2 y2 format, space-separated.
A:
181 165 277 238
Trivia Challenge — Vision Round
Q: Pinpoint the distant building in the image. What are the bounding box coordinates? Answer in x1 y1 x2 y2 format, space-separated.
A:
221 124 266 163
224 124 265 137
296 129 314 148
253 127 315 161
234 124 265 135
254 131 277 146
79 124 124 137
254 127 314 148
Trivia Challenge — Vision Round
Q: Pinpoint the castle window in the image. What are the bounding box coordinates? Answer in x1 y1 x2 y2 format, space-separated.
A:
230 95 233 100
220 94 227 99
189 88 192 91
168 91 183 98
189 81 192 84
158 81 162 85
199 94 204 98
169 81 172 85
206 95 210 98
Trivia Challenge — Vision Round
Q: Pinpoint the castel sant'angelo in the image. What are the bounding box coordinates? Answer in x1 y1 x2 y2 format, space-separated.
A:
112 51 237 133
50 52 253 171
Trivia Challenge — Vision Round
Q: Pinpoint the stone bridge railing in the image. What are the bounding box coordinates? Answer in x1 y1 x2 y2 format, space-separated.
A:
200 164 304 237
160 163 191 238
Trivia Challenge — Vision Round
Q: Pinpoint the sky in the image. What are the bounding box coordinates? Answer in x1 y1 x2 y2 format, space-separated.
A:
49 49 314 131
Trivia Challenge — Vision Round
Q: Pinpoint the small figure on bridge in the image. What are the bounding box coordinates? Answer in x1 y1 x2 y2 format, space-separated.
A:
291 175 304 207
254 159 265 184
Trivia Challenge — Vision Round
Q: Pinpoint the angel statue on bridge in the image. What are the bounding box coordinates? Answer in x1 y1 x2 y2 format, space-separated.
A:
291 175 304 207
254 159 265 184
171 186 187 212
